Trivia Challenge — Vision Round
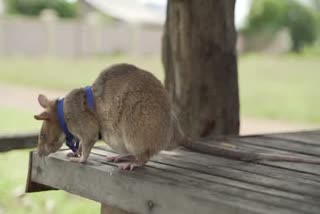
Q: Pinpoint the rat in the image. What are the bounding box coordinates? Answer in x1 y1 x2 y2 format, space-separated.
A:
34 63 320 170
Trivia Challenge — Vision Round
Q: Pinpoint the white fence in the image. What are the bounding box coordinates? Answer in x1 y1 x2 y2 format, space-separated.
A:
0 14 162 57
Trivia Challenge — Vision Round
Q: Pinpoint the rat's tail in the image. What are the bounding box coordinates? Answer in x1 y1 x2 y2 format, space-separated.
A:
179 137 320 164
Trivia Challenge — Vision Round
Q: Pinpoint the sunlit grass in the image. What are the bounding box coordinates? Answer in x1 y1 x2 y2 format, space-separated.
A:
1 54 319 123
0 55 163 91
0 108 39 134
239 54 320 123
0 54 319 124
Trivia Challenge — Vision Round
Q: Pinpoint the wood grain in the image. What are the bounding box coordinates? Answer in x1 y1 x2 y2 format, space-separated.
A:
27 130 320 214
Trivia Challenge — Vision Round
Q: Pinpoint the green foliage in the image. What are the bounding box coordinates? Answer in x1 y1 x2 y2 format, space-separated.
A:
286 1 318 52
245 0 288 35
244 0 318 52
5 0 77 18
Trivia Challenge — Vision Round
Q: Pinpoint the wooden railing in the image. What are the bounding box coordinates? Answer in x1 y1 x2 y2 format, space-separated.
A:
0 133 38 152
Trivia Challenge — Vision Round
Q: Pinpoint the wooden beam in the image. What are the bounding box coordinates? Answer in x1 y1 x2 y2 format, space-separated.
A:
25 151 57 193
0 132 38 152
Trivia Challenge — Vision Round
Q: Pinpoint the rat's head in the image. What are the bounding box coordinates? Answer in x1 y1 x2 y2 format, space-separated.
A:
34 94 65 157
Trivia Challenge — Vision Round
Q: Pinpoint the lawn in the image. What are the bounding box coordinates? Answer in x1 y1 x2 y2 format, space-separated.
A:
0 108 39 134
239 54 320 123
0 54 319 123
0 55 163 91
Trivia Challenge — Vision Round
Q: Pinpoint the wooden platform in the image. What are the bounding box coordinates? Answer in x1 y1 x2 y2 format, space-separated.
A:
26 130 320 214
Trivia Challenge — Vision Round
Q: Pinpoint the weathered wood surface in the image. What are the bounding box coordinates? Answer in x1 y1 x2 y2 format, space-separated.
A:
27 130 320 214
0 132 37 152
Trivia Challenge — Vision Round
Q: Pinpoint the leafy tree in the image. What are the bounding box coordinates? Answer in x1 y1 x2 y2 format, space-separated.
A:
244 0 318 52
286 1 317 52
244 0 288 34
5 0 77 18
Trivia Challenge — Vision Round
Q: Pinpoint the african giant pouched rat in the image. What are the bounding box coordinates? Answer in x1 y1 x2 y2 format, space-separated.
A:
34 63 320 170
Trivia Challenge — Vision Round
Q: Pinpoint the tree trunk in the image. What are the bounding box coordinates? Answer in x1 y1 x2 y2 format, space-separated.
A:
162 0 239 138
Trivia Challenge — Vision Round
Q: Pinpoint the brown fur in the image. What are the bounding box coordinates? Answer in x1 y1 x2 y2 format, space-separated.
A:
35 63 184 168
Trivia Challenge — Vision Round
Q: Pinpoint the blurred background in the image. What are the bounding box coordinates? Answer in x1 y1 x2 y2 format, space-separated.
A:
0 0 319 213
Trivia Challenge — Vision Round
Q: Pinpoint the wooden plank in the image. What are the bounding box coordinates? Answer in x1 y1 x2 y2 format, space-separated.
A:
91 149 320 213
264 132 320 145
167 148 320 184
239 130 320 138
30 150 315 214
236 136 320 157
222 139 320 175
0 132 38 152
93 148 320 202
95 145 320 185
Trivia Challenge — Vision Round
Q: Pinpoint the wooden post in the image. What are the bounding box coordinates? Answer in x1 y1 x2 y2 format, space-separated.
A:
162 0 239 138
101 204 131 214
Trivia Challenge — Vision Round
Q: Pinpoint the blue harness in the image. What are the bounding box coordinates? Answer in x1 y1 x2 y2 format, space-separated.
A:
57 86 95 153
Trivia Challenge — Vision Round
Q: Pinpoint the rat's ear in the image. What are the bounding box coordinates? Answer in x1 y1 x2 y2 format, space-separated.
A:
38 94 49 108
34 111 50 120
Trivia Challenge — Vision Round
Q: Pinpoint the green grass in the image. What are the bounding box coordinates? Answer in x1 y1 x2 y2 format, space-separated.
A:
239 54 320 123
0 108 39 134
0 55 163 91
0 54 319 123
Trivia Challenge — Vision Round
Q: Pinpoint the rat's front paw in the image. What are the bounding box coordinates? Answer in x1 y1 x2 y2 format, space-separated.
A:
66 152 80 158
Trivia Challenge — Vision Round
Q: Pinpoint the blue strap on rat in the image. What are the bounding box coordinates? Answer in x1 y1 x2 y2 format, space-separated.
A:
57 86 95 153
85 86 95 111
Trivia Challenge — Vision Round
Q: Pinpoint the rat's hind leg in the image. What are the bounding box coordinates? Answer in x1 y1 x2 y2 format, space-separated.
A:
106 154 135 162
